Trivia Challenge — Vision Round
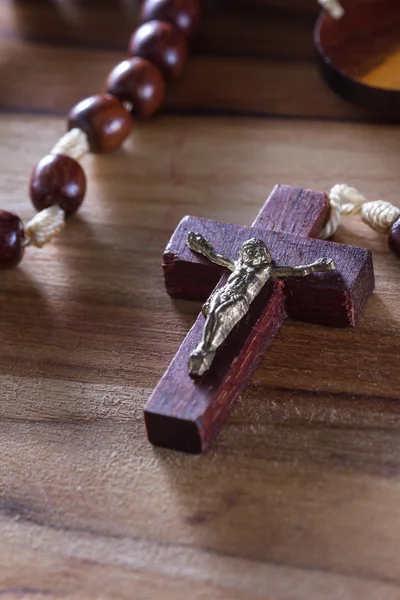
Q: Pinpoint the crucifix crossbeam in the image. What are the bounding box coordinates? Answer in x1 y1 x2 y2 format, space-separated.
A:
145 185 375 454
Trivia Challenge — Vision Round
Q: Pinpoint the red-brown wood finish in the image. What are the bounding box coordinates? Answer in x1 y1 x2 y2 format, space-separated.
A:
68 94 133 153
145 185 375 453
106 58 166 119
315 0 400 118
140 0 202 37
0 210 25 269
30 154 86 217
163 216 374 328
128 21 188 79
388 218 400 258
146 279 287 454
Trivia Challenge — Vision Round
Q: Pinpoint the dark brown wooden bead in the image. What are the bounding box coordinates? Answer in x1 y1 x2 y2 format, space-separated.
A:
140 0 202 37
128 21 188 80
30 154 86 218
388 218 400 258
0 210 25 269
68 94 133 153
106 58 166 119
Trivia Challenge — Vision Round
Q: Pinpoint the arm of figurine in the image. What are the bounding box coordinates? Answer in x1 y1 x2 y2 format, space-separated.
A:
272 257 336 278
187 232 236 271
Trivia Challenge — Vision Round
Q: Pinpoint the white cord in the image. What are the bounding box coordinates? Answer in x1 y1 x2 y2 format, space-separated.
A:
25 205 66 248
51 128 90 161
318 0 345 19
320 184 400 239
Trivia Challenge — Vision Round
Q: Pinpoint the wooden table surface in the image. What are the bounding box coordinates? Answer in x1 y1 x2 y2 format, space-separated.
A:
1 1 400 598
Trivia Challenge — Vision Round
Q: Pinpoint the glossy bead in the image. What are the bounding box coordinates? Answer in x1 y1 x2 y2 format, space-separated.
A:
140 0 202 37
106 58 166 119
30 154 86 218
68 94 133 153
0 210 25 269
129 21 188 79
388 218 400 258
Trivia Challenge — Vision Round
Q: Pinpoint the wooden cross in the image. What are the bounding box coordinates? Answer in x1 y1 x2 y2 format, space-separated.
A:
145 185 375 454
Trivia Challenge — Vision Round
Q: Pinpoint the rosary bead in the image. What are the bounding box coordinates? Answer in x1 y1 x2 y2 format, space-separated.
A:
140 0 202 37
129 21 188 79
106 58 166 119
68 94 133 153
30 154 86 218
0 210 25 269
388 218 400 258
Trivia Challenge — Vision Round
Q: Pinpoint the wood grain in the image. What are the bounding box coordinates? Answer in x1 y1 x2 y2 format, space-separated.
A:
0 0 373 120
1 0 400 598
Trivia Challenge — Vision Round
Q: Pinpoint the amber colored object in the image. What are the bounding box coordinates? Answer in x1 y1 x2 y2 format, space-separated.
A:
106 58 166 119
68 94 133 153
315 0 400 118
140 0 202 37
129 21 188 79
388 218 400 258
0 210 25 269
30 154 87 218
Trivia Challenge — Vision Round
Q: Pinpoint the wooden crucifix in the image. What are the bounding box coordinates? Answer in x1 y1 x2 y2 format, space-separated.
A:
145 185 375 454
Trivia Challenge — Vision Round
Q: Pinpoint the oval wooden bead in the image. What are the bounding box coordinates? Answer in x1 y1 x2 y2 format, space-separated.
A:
0 210 25 269
129 21 188 80
106 58 166 119
68 94 133 153
140 0 202 37
30 154 86 218
388 218 400 258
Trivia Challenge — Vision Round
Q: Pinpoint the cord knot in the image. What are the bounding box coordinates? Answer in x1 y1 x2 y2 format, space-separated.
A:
320 184 400 239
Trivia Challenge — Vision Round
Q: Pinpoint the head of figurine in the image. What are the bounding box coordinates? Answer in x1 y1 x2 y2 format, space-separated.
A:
239 238 272 266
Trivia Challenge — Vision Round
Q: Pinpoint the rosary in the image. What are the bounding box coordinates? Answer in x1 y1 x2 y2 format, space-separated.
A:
0 0 398 453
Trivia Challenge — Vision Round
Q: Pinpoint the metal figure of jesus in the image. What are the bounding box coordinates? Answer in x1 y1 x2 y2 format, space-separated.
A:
187 232 336 377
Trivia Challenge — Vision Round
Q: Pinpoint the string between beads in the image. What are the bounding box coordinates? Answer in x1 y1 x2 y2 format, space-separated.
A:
320 184 400 239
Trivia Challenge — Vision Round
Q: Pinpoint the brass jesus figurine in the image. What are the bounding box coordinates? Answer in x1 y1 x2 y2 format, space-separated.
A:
187 232 336 377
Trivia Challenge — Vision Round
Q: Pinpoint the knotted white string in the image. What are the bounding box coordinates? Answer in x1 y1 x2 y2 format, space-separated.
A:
320 184 400 239
24 205 66 248
318 0 345 19
51 128 89 161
